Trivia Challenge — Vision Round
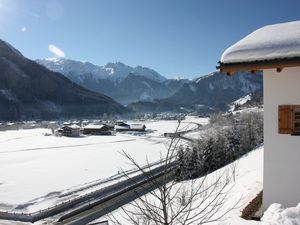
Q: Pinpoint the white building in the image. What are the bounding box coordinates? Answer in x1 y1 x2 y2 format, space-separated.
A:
218 20 300 210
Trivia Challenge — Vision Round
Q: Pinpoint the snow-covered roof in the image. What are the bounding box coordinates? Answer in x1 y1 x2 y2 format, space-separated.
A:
221 20 300 64
64 124 80 129
115 124 145 130
130 124 145 130
84 124 106 129
115 125 129 130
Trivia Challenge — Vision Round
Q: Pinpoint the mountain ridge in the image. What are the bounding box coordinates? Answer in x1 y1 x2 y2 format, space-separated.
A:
36 58 167 84
0 40 127 121
128 71 263 113
36 58 190 105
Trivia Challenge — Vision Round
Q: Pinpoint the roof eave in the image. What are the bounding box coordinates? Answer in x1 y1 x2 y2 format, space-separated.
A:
217 57 300 76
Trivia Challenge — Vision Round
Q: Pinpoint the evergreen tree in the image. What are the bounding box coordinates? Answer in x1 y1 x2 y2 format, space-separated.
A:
202 137 214 173
190 147 200 178
226 123 241 162
176 147 186 180
212 131 227 169
185 147 195 179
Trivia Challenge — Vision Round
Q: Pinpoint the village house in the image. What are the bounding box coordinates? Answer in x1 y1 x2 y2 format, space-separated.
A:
115 120 129 126
103 121 115 130
129 124 146 131
115 123 146 132
114 122 130 131
218 20 300 211
58 124 81 137
83 124 113 135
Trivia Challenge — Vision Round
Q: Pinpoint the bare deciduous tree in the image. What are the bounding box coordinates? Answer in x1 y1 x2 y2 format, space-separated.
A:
107 122 240 225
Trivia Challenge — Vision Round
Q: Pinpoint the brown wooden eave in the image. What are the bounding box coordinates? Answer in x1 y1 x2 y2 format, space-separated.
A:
217 57 300 75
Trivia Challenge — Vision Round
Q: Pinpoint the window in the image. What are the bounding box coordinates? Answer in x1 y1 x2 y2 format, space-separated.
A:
278 105 300 135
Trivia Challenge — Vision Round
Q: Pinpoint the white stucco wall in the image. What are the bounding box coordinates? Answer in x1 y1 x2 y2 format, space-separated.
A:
263 67 300 210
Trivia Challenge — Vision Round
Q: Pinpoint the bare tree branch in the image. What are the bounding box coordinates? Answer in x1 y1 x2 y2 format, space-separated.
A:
106 121 240 225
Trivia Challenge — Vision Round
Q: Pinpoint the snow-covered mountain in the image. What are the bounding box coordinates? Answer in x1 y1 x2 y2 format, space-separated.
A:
36 58 167 84
36 58 189 105
128 71 263 113
36 58 262 112
168 71 262 108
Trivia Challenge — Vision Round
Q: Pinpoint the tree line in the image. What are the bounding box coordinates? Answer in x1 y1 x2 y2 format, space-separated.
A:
176 110 263 180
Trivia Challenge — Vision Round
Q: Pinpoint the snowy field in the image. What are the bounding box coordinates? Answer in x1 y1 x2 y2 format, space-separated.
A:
0 116 206 214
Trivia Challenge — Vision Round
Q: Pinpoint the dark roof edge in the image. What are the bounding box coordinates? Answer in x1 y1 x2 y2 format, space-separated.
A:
217 57 300 75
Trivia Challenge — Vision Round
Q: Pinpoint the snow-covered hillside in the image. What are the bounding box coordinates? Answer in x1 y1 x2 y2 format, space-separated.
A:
96 146 263 225
228 94 252 112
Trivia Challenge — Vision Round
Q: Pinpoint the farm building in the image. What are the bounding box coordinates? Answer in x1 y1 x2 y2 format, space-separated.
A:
129 124 146 131
58 125 81 137
115 121 129 126
83 124 113 135
115 122 130 131
115 123 146 132
103 122 115 130
218 20 300 211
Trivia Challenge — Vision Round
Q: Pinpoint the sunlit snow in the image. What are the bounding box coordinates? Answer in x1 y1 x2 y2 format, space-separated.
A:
221 20 300 63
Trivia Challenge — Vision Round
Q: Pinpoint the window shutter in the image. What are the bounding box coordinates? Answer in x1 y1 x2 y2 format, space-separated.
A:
278 105 294 134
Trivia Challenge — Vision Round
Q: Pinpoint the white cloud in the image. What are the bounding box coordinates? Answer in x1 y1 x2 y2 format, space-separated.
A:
48 44 65 58
21 26 27 32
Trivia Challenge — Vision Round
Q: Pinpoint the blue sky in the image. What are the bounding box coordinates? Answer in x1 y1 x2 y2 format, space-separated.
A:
1 0 300 78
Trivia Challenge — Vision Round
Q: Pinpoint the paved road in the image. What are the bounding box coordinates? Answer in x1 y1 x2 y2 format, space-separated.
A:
0 159 175 224
164 121 202 143
56 170 175 225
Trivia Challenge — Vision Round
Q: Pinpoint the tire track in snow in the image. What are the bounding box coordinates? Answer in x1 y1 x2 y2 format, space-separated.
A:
0 139 137 154
0 134 38 144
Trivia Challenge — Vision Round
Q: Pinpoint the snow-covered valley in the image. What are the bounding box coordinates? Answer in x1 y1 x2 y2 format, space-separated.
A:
0 117 205 215
0 116 268 225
